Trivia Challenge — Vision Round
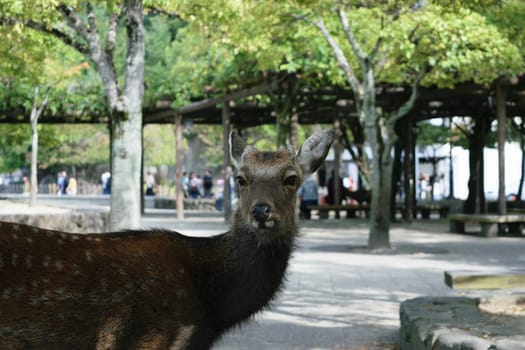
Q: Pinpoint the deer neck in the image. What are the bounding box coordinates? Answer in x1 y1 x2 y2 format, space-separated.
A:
203 213 297 332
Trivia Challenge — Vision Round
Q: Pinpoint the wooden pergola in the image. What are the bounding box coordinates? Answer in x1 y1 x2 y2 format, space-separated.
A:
142 76 525 220
2 77 524 126
1 75 524 220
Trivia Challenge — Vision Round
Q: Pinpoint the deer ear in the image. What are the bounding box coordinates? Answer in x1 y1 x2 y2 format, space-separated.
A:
230 131 247 168
297 129 335 174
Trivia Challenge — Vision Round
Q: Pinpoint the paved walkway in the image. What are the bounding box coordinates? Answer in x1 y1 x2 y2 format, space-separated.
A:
3 196 525 349
141 215 525 350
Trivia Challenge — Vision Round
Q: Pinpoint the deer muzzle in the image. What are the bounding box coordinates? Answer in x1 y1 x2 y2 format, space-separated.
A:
251 204 275 229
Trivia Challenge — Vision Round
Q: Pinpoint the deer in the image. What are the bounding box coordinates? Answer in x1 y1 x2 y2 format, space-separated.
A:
0 128 334 350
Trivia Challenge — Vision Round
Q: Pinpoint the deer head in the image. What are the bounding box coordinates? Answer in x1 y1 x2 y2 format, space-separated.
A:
230 129 334 244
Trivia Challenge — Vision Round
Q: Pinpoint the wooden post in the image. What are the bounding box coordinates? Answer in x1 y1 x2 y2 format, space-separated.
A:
175 114 184 219
496 81 507 215
403 119 415 222
290 108 298 149
140 123 145 214
334 118 341 218
222 101 232 222
448 117 454 199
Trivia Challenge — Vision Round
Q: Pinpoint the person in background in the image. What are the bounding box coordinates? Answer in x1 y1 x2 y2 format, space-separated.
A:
67 176 77 195
188 172 201 199
23 176 30 195
101 171 111 194
145 171 155 196
298 175 319 219
419 173 432 200
61 171 69 195
343 175 357 204
203 169 213 198
57 172 64 195
182 171 189 198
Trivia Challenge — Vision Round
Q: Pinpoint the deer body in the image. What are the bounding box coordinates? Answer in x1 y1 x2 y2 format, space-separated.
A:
0 129 334 349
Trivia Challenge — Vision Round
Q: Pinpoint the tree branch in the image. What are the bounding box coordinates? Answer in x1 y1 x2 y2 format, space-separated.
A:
338 7 366 63
57 4 91 41
387 67 427 127
291 12 363 98
454 120 470 137
36 85 51 117
56 3 122 112
145 6 183 20
0 17 89 55
86 2 97 32
30 85 51 123
313 16 362 98
369 35 383 64
106 4 124 55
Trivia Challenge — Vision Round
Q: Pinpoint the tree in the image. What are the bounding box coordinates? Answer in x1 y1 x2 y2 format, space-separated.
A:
0 0 146 230
183 0 522 248
302 6 426 248
0 14 90 203
285 1 522 248
29 85 50 206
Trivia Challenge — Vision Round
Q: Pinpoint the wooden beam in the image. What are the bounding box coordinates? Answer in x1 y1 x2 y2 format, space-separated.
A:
175 114 184 219
174 81 278 115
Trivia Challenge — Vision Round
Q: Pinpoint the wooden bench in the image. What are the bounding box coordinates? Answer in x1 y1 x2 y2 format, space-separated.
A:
445 270 525 289
397 201 452 220
416 203 449 219
448 213 525 237
307 204 370 219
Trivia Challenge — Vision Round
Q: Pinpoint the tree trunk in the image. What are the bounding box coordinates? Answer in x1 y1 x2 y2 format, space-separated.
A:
29 86 50 207
391 139 403 221
109 0 144 230
30 113 38 207
110 112 142 229
496 82 507 215
363 102 391 248
368 126 398 249
464 116 489 214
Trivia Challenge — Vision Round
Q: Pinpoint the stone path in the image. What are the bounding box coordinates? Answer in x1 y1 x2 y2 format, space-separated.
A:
141 217 525 350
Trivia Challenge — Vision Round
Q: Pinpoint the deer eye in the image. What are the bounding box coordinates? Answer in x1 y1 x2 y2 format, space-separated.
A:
235 176 247 187
284 175 298 186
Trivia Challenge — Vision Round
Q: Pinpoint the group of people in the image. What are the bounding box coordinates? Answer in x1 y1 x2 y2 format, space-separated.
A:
182 169 214 199
97 169 216 198
56 171 77 195
298 172 362 219
299 171 449 219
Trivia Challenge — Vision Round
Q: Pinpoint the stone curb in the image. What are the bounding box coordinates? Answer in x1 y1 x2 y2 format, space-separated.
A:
0 211 109 233
399 296 525 350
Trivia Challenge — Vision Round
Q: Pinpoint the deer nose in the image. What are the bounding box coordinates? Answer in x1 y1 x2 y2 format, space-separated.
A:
252 204 271 223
